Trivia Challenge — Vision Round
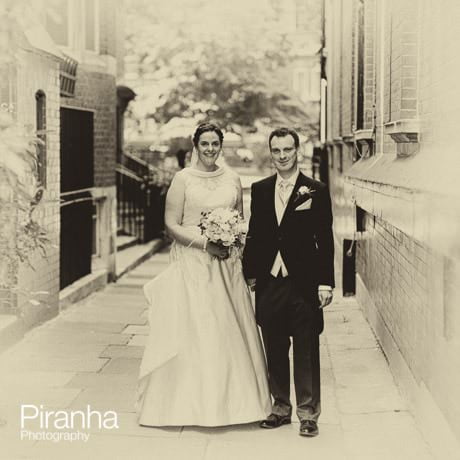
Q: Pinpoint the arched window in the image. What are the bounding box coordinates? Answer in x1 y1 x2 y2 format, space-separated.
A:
35 90 47 187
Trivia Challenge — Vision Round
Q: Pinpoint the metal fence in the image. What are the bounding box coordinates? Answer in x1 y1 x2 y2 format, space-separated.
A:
116 153 166 244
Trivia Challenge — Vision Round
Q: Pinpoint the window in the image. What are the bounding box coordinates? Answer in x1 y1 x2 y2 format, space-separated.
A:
356 206 366 232
60 55 78 97
35 91 47 187
92 202 100 257
84 0 99 52
328 145 334 169
45 0 69 46
355 0 365 130
337 144 343 173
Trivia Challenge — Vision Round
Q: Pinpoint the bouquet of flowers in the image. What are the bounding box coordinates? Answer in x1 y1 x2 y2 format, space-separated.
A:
198 208 246 252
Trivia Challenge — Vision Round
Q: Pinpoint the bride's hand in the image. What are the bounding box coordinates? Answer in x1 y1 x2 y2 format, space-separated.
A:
206 241 229 260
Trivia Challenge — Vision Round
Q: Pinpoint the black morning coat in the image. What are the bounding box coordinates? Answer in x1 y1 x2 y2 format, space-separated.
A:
242 171 335 334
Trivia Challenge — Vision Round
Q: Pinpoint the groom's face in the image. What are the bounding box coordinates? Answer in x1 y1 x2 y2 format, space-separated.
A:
270 135 298 174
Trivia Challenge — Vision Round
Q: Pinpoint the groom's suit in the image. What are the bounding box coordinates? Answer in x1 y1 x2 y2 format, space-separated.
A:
242 171 334 422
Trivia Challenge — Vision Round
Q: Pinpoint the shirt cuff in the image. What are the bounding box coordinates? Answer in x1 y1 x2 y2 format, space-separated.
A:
318 285 332 291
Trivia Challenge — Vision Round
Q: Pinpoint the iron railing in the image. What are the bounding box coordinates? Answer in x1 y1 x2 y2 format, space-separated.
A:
116 153 166 244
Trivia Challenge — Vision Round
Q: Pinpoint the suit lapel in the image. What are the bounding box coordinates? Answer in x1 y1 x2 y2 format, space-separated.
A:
264 174 278 229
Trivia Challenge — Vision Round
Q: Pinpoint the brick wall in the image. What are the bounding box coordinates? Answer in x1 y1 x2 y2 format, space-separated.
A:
363 0 375 129
357 212 460 444
325 0 460 453
61 70 117 188
389 0 418 122
375 0 396 154
14 51 61 324
340 0 354 137
357 214 431 375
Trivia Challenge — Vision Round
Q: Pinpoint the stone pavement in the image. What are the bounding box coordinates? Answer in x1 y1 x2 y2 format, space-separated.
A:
0 247 434 460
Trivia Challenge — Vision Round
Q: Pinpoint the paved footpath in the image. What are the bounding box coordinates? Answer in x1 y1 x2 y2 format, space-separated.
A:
0 247 434 460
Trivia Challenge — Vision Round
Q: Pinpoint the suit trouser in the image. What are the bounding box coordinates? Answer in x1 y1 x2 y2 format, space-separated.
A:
259 275 321 422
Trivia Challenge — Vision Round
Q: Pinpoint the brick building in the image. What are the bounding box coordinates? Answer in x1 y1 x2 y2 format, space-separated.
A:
0 0 125 347
323 0 460 456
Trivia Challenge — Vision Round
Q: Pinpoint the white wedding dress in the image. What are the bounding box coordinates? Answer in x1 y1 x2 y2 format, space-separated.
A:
137 166 272 427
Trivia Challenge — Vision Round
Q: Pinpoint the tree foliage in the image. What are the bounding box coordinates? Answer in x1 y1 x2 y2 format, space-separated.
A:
125 0 320 135
0 1 52 301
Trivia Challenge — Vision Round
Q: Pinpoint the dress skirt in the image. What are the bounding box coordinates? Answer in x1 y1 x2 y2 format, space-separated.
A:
136 242 272 426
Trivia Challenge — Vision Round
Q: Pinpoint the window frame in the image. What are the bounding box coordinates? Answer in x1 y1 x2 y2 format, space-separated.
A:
35 90 47 188
83 0 100 54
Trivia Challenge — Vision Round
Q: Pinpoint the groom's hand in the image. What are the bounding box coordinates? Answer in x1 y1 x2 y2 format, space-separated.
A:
318 288 333 308
246 278 256 292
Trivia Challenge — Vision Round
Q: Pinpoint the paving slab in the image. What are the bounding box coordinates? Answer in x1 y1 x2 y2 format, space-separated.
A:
204 434 345 460
0 432 39 460
88 412 182 438
127 335 147 346
32 434 207 460
329 349 399 389
100 357 142 374
65 372 138 390
69 388 137 413
0 355 109 373
0 371 76 388
335 382 406 414
99 345 144 359
93 294 147 306
23 331 131 346
46 320 127 334
11 341 107 357
121 325 149 335
341 411 433 460
0 387 81 411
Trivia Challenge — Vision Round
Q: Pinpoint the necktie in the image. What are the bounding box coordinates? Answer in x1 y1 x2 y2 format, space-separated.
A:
279 180 290 207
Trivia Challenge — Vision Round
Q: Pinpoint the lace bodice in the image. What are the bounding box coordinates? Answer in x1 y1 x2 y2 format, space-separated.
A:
164 166 243 248
179 167 240 226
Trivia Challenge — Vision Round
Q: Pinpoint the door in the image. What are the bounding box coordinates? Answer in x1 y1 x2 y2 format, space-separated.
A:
60 108 94 289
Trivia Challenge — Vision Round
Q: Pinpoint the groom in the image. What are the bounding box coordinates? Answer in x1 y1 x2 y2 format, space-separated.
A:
242 127 334 437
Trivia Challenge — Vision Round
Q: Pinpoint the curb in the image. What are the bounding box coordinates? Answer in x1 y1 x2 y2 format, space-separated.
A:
115 238 167 281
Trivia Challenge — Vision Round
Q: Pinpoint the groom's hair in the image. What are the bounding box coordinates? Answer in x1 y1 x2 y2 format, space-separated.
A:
269 127 300 150
192 122 224 147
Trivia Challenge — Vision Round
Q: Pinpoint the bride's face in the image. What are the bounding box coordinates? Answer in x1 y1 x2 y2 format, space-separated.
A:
196 131 222 169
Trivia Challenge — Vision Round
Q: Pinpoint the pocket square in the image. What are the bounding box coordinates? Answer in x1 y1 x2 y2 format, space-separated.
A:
295 199 312 211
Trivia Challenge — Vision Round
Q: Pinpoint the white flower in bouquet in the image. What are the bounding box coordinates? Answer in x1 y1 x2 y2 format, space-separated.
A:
199 208 246 249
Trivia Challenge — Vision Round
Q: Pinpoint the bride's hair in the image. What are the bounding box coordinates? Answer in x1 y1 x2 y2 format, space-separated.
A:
192 122 224 147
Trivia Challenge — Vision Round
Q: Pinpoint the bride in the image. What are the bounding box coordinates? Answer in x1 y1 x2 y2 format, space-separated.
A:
137 122 272 426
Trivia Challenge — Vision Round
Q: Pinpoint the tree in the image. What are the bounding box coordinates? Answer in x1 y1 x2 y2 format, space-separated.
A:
124 0 320 136
0 1 51 309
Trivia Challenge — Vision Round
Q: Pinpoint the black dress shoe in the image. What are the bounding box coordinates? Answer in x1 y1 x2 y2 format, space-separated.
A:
299 420 319 437
260 413 291 429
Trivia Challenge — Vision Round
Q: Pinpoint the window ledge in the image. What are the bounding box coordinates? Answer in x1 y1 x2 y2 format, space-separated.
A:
384 119 420 143
353 129 375 157
354 128 374 142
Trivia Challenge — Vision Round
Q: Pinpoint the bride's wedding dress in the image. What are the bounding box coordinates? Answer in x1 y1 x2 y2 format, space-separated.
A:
137 166 271 426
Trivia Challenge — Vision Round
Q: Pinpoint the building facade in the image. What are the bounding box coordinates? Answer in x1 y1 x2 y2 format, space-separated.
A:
0 0 124 346
323 0 460 456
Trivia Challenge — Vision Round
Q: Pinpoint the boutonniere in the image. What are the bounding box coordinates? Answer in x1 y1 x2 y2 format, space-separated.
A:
295 185 315 202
